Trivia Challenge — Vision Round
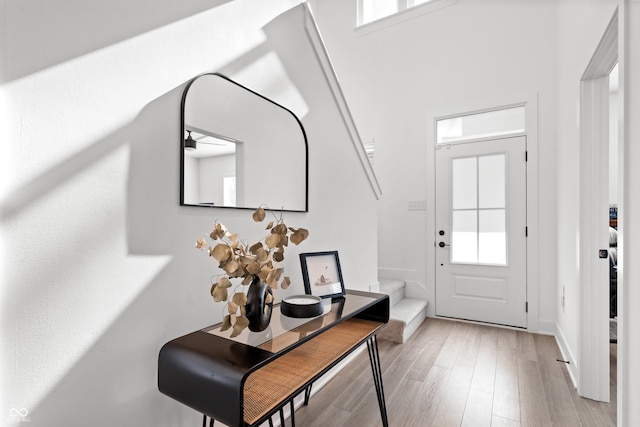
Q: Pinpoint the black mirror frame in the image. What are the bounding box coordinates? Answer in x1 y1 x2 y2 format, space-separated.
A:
179 72 309 212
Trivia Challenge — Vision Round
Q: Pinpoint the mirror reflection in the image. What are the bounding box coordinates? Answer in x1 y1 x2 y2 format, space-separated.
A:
180 73 308 211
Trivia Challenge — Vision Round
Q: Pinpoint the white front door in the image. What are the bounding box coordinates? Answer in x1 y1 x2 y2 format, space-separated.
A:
435 136 527 328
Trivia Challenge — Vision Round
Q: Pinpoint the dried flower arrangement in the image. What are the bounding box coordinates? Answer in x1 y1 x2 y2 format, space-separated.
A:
196 207 309 336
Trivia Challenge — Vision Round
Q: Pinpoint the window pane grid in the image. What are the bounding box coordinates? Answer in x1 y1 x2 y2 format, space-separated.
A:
451 155 507 266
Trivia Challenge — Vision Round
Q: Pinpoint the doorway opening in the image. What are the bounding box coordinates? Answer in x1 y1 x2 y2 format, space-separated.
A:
578 10 619 405
607 63 619 412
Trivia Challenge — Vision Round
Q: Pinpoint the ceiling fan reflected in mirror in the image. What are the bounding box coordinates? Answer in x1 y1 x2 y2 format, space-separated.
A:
184 129 237 158
184 130 197 151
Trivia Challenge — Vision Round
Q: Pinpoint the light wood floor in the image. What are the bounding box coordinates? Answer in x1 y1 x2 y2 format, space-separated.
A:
294 317 616 427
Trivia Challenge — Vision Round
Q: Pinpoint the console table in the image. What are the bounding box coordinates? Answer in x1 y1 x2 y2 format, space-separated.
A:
158 290 390 426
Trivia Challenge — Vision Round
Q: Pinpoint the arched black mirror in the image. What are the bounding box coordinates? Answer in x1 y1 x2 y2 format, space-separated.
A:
180 73 308 211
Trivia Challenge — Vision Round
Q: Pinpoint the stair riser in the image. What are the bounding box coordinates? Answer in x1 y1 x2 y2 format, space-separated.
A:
387 287 405 306
378 302 428 344
378 279 428 343
401 306 428 343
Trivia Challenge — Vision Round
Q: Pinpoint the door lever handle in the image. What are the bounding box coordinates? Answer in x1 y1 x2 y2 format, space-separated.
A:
438 242 450 248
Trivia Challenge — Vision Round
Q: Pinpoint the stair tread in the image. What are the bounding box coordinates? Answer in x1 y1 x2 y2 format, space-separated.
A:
389 298 429 324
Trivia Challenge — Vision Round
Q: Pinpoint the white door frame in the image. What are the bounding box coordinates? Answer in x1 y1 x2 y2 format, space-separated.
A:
578 10 618 403
426 93 540 332
618 1 640 423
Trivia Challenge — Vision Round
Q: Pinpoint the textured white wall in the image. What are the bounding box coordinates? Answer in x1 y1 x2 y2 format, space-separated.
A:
308 0 558 328
0 1 379 426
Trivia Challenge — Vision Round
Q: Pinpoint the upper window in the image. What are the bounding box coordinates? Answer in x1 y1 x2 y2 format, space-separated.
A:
436 106 525 144
358 0 437 26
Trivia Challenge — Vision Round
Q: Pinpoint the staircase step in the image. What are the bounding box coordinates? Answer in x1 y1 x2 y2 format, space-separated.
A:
379 279 406 307
390 298 427 324
377 298 429 344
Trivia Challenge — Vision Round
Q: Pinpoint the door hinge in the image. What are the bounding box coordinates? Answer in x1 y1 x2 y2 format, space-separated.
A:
526 302 529 313
525 226 528 237
525 151 528 162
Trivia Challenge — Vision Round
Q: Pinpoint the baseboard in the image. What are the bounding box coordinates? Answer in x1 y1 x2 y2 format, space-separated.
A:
554 323 578 389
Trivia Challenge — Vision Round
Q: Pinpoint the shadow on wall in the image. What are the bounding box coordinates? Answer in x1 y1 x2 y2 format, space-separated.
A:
4 3 379 425
21 87 223 427
2 0 231 84
2 9 287 427
15 29 311 420
19 34 312 422
0 125 131 223
24 261 211 427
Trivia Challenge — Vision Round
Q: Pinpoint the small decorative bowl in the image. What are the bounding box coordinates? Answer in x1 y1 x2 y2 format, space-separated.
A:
280 295 323 318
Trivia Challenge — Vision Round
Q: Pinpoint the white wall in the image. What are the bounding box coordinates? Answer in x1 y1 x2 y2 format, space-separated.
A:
308 0 558 328
199 154 235 205
0 2 379 426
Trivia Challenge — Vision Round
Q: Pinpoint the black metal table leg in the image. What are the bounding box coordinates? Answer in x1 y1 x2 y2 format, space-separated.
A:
367 335 389 427
303 384 312 405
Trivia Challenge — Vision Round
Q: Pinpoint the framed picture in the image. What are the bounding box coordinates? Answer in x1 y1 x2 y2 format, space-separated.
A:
299 251 346 299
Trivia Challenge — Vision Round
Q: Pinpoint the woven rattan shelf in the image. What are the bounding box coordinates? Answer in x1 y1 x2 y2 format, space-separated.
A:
243 318 382 425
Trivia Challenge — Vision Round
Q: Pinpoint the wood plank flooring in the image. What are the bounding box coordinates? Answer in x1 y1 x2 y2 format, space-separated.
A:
293 318 616 427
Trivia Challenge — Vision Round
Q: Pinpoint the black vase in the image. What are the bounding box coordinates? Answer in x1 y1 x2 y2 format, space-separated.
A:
245 275 273 332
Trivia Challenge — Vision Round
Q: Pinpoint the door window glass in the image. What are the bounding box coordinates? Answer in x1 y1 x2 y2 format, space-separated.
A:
451 154 507 265
452 157 477 209
452 210 478 263
479 209 506 264
479 154 505 208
